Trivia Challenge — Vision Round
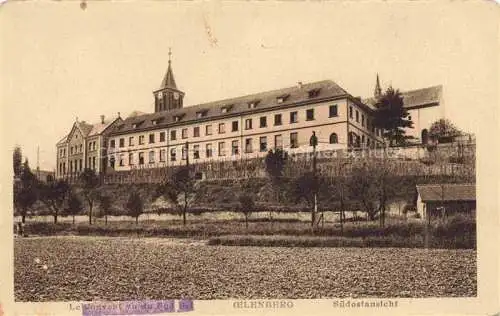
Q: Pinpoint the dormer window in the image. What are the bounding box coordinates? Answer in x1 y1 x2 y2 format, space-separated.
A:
248 100 260 109
221 105 233 113
308 88 321 98
196 110 208 118
152 117 164 126
173 114 185 122
277 94 290 104
117 124 125 130
132 121 144 129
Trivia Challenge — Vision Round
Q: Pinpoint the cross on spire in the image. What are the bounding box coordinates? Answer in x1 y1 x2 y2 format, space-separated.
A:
168 47 172 64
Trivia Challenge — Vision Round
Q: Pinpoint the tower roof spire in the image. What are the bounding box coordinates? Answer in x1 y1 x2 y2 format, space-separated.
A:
374 73 382 99
160 48 177 90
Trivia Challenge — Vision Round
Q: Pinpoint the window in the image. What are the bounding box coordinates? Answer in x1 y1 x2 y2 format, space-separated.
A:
277 94 289 104
182 146 187 160
259 136 267 152
221 105 232 113
88 143 92 151
206 144 213 158
248 100 260 109
275 135 283 149
92 157 96 170
232 121 239 132
182 128 188 139
361 114 365 127
218 142 226 156
129 153 134 165
290 132 298 148
193 126 200 137
170 130 177 141
308 88 321 98
160 132 165 142
290 111 298 123
139 152 144 165
245 118 253 130
206 125 212 135
362 135 365 144
219 123 225 134
349 106 353 119
174 115 183 122
110 140 115 148
93 142 96 151
69 161 73 172
259 116 267 128
129 137 134 146
245 138 253 153
232 140 239 155
79 159 83 170
193 145 200 159
196 110 207 118
306 109 315 121
274 114 282 126
329 133 338 144
355 110 359 122
119 154 125 166
118 138 124 148
88 157 92 168
149 151 155 163
139 135 145 145
170 148 176 161
160 149 165 162
149 134 155 144
79 144 83 153
329 105 338 117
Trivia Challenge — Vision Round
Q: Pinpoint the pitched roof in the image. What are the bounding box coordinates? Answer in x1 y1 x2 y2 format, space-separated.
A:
364 85 442 109
56 135 68 145
76 121 93 136
416 184 475 202
110 80 350 135
159 61 178 90
88 118 120 136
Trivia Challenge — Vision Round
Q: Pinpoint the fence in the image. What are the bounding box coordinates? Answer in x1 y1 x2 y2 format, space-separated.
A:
100 143 475 184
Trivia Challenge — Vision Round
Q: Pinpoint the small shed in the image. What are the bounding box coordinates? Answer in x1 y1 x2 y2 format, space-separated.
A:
416 184 476 220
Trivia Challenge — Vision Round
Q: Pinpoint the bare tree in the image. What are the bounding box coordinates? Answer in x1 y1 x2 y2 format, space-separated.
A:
156 166 197 226
125 191 143 225
238 194 255 229
64 192 84 225
38 179 70 224
79 168 101 225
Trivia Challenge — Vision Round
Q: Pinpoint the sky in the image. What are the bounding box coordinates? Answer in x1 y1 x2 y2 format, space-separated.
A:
1 1 498 171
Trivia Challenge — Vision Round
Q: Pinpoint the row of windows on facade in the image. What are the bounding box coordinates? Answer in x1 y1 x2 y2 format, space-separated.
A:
109 132 340 167
58 156 98 174
60 141 98 158
111 106 339 149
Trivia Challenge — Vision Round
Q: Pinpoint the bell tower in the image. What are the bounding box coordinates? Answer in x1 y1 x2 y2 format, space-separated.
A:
153 48 185 112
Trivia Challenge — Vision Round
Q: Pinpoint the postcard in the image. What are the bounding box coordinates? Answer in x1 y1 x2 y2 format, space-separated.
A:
1 0 498 315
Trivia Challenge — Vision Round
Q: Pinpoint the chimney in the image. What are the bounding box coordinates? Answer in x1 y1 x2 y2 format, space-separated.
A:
100 115 105 124
298 81 303 89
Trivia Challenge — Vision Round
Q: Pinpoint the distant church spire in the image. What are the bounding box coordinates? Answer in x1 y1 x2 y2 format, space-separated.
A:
154 48 185 113
374 73 382 99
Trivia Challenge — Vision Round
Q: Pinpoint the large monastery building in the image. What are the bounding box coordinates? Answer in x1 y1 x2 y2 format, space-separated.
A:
55 55 443 178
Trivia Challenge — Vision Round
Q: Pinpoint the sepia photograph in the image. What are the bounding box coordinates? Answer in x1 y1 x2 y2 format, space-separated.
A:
1 1 498 315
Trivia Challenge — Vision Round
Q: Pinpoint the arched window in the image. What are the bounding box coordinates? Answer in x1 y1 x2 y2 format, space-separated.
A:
329 133 338 144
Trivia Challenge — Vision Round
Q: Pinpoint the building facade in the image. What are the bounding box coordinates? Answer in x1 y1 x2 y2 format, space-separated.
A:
55 115 122 178
56 56 443 174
